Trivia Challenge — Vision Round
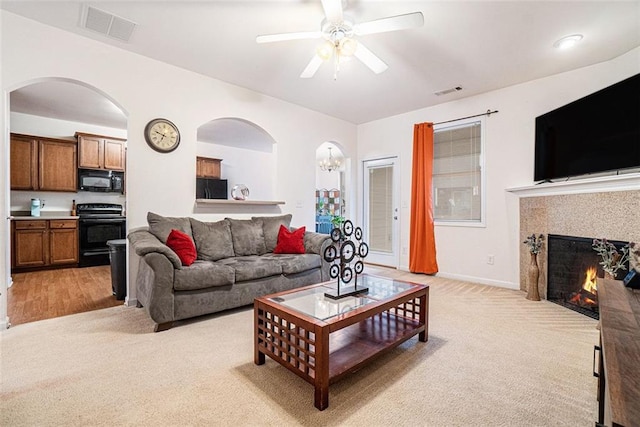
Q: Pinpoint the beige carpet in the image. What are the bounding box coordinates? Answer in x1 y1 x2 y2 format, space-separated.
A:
0 268 599 426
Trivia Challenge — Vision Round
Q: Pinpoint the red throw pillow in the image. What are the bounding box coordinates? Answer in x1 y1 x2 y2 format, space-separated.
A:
166 229 197 266
273 225 306 254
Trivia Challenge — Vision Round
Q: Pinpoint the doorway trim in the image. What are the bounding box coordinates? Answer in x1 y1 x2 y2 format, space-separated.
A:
1 77 129 329
362 156 399 268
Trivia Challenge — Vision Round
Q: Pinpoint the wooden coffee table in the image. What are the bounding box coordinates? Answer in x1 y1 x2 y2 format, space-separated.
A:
254 274 429 410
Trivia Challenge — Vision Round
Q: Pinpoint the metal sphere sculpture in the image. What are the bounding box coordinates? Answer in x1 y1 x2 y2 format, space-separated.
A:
323 219 370 299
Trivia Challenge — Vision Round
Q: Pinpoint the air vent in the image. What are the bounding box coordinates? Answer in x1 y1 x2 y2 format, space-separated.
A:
82 5 136 42
434 86 462 96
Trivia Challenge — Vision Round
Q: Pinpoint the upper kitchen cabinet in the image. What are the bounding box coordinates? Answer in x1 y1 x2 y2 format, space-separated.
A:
76 132 126 171
10 133 77 192
196 156 222 178
10 134 38 190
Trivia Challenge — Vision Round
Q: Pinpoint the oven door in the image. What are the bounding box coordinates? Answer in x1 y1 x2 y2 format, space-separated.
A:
79 218 126 261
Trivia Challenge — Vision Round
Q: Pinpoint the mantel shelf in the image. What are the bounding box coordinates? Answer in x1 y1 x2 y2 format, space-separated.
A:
506 172 640 198
195 199 285 206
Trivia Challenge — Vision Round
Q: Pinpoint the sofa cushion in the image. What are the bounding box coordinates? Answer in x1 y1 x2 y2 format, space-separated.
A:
253 214 292 253
226 218 267 256
274 225 306 254
218 256 282 282
166 229 197 266
190 218 235 261
147 212 193 244
261 253 322 275
173 261 235 291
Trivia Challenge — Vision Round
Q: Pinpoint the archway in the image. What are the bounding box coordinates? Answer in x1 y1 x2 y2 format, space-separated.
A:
197 117 277 201
3 77 128 327
315 141 345 234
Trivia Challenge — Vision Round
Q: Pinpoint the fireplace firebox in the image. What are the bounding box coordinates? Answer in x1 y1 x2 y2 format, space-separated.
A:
546 234 629 319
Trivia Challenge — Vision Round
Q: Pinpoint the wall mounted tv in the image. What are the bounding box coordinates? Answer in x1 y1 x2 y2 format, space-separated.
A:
534 73 640 182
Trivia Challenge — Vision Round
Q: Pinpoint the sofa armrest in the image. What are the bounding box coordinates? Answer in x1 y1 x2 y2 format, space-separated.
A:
128 228 182 270
304 231 332 282
304 231 331 255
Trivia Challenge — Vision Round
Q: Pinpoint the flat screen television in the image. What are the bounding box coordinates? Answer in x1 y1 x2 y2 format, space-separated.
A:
534 73 640 182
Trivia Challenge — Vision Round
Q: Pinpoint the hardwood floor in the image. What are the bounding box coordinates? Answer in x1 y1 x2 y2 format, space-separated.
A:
8 266 123 326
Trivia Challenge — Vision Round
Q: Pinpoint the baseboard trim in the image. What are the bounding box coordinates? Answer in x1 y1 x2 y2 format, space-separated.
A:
397 266 518 290
124 297 138 307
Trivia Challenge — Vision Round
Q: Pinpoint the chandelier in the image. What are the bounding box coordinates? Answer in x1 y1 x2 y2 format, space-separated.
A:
319 147 341 172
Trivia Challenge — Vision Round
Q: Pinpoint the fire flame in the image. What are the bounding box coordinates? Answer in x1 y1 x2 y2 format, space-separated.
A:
582 267 598 294
568 266 599 307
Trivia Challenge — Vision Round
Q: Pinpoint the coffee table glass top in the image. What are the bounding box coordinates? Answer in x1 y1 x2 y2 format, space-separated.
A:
268 275 416 321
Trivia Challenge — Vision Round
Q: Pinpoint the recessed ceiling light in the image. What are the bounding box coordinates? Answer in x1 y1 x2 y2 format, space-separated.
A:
553 34 583 50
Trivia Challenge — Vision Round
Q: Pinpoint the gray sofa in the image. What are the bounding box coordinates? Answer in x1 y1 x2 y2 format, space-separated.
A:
128 212 332 332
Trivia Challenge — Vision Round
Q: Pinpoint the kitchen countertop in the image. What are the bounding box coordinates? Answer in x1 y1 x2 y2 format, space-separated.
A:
10 211 79 220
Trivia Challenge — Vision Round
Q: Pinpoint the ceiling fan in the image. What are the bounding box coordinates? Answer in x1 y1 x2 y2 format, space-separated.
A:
256 0 424 79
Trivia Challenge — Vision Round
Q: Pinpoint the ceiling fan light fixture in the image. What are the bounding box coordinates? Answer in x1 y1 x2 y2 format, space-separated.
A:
317 40 335 61
339 38 358 56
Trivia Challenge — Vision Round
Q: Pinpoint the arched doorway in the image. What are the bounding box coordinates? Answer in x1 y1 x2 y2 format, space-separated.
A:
3 78 128 327
315 142 345 234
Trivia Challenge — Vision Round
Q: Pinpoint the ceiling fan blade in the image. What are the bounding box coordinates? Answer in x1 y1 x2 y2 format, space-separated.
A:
256 31 322 44
354 12 424 36
321 0 343 23
300 55 324 78
353 42 388 74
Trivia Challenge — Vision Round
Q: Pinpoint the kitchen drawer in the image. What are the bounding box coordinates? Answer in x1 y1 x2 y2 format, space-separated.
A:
49 220 77 229
14 220 47 230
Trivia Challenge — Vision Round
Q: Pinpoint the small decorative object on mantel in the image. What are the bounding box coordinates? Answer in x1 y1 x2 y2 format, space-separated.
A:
592 238 629 280
323 220 370 300
231 184 250 200
523 233 544 301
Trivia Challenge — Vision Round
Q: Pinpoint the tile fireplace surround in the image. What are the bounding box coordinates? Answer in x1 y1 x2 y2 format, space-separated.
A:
517 186 639 299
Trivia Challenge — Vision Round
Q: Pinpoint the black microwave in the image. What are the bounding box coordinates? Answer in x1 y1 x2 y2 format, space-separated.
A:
78 169 124 193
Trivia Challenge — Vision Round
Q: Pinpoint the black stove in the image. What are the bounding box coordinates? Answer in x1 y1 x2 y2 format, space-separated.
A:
77 203 124 218
77 203 126 267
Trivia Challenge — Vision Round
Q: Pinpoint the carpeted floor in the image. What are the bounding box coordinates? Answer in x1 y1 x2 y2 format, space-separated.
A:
0 269 599 426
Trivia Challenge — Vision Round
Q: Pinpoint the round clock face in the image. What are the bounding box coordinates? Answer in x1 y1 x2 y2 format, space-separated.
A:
144 118 180 153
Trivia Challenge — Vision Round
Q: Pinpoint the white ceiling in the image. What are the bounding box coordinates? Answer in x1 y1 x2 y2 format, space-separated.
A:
3 0 640 128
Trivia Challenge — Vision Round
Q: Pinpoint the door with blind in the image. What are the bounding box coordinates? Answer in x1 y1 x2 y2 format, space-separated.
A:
363 158 398 267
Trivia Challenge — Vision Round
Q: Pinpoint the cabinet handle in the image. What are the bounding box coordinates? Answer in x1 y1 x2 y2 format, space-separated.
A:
593 345 601 378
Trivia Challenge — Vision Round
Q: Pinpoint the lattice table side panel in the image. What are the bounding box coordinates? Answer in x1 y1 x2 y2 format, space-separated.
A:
256 308 317 381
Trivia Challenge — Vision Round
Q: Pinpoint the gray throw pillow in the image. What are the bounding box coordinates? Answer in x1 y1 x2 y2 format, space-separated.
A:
253 214 292 253
147 212 193 244
226 218 267 256
190 218 235 261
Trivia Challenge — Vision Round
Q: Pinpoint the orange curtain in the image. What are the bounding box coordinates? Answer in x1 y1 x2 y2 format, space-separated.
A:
409 122 438 274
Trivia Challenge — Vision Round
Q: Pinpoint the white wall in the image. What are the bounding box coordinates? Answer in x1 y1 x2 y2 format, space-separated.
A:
0 11 357 328
357 47 640 289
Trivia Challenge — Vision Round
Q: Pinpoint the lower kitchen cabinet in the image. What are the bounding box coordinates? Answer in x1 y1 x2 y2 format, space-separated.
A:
12 219 78 271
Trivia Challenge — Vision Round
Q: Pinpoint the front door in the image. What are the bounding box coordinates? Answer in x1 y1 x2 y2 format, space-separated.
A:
362 157 398 267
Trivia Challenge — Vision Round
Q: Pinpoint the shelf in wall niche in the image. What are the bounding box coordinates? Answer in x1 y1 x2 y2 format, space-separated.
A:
195 199 285 206
506 173 640 198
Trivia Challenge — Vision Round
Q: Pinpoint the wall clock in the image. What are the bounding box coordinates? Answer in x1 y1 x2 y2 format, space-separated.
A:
144 118 180 153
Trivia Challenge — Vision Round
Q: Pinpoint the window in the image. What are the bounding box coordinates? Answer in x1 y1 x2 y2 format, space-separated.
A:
433 118 484 225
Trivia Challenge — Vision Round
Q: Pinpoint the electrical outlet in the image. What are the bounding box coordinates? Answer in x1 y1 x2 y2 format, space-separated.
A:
487 255 495 265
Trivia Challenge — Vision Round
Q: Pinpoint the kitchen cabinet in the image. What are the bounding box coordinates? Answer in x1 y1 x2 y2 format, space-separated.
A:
12 219 78 270
10 134 38 190
10 133 77 192
76 132 126 171
196 157 221 178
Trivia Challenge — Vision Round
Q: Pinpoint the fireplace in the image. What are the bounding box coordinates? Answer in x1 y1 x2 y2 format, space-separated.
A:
546 234 629 319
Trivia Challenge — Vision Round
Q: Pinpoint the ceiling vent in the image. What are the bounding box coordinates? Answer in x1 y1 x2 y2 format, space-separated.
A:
82 5 136 42
434 86 462 96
